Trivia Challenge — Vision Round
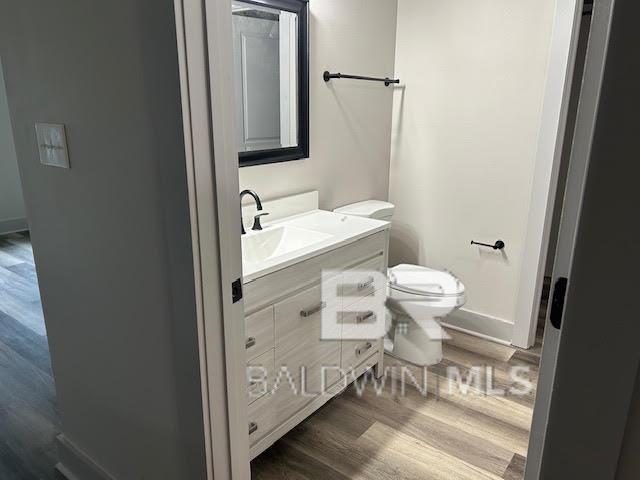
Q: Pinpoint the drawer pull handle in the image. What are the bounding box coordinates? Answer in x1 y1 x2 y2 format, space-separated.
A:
245 337 256 349
249 422 258 434
356 342 373 356
300 301 326 317
357 277 375 290
356 311 376 323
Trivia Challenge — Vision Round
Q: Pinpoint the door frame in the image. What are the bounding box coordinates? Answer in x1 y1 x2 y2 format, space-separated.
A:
525 0 625 477
174 0 250 478
512 0 585 348
174 0 612 476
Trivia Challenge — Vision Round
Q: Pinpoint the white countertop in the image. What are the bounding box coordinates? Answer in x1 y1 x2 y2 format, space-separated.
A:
242 209 390 283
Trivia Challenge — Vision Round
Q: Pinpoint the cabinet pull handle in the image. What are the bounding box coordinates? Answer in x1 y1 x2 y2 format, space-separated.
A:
356 311 376 323
356 342 373 356
357 277 375 290
249 422 258 434
300 301 326 317
245 337 256 349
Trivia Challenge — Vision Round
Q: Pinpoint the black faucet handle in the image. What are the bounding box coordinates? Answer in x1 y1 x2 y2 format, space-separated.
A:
252 212 270 231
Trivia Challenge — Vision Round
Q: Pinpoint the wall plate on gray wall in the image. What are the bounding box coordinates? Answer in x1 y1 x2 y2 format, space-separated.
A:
35 123 70 168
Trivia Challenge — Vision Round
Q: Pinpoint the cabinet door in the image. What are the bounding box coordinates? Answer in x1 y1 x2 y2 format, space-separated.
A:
274 283 341 393
275 283 339 352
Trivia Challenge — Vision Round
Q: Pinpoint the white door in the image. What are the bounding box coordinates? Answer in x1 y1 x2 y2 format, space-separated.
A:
232 11 282 152
525 0 614 478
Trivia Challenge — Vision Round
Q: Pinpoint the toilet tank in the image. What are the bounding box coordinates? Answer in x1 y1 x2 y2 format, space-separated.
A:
333 200 395 221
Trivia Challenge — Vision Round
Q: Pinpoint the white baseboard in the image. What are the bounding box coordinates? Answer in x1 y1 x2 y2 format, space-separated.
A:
0 217 28 236
55 463 80 480
56 434 115 480
442 307 514 345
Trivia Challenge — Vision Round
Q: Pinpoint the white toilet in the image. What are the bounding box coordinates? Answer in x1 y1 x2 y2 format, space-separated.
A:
334 200 466 366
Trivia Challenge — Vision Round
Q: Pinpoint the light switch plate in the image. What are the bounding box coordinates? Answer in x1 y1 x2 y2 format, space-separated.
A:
35 123 70 168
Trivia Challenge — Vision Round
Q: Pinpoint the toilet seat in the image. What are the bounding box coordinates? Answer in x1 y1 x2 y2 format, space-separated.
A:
388 264 465 298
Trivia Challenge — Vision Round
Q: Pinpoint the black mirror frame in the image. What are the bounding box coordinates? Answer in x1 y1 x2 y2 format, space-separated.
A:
237 0 309 168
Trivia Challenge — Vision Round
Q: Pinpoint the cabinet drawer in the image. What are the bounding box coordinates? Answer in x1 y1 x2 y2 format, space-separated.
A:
247 391 277 445
247 381 310 446
245 306 274 362
247 349 275 405
341 339 379 372
341 293 382 371
341 254 386 307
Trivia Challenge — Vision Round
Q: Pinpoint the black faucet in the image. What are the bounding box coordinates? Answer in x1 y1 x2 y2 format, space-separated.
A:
240 189 267 234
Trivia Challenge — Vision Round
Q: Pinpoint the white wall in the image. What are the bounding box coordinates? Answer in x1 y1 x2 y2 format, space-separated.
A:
0 59 27 234
388 0 556 333
238 0 398 211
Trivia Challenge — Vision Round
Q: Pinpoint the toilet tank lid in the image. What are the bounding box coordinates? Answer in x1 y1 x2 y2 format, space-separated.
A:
333 200 395 219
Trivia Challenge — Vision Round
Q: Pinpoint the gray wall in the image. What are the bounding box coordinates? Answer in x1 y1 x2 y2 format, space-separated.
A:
617 368 640 479
0 59 27 234
0 1 206 478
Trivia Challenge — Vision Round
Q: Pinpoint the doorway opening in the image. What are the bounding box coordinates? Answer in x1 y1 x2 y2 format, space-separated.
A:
178 0 597 477
0 58 60 479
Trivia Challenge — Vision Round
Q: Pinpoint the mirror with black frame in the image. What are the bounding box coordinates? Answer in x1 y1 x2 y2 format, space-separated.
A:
231 0 308 167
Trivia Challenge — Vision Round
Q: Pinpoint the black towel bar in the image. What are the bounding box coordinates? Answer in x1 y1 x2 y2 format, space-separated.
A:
323 71 400 87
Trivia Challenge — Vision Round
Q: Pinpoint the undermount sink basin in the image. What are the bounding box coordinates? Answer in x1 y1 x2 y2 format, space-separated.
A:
242 225 332 265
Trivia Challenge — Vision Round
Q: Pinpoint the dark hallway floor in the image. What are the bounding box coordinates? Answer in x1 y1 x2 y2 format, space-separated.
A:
0 232 61 479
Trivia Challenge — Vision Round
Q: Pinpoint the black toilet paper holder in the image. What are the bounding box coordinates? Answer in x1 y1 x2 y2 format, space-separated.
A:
471 239 505 250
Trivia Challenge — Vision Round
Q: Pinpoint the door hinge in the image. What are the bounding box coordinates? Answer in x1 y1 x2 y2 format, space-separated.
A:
231 278 243 303
550 276 568 329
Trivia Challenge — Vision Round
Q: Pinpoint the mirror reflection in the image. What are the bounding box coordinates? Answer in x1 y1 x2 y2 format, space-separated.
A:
232 1 299 153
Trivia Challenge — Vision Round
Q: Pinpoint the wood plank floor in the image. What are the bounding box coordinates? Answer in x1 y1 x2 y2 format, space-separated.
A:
0 233 545 479
251 328 544 480
0 233 61 480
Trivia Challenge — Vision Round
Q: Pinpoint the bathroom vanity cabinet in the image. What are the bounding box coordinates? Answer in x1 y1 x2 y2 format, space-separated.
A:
243 229 388 459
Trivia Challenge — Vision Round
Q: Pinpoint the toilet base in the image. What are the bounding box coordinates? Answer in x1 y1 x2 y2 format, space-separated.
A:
384 338 443 367
386 314 444 366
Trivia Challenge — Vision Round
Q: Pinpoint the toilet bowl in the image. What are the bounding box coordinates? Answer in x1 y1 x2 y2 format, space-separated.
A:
334 200 466 366
386 264 465 365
